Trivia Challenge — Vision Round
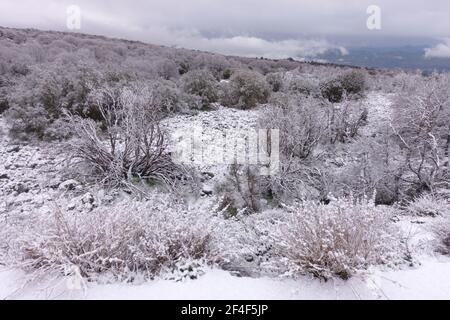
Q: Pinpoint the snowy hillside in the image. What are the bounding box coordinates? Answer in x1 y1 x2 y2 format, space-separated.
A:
1 91 450 300
1 27 449 301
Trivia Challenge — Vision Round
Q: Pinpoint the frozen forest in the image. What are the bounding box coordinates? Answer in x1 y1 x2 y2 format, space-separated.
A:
0 26 449 300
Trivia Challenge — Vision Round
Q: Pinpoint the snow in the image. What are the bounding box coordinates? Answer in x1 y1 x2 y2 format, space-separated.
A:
366 256 450 300
161 105 261 193
361 92 394 138
0 119 68 218
1 256 449 300
1 95 450 300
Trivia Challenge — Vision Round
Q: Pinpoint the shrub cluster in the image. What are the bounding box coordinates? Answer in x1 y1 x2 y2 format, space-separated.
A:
0 195 408 282
1 198 217 281
263 198 405 280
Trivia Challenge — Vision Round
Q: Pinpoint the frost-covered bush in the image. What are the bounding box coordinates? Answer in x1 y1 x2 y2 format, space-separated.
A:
218 80 236 107
321 78 345 103
391 74 450 196
339 70 367 96
181 69 219 109
67 84 181 188
222 70 270 109
248 59 274 75
404 194 450 217
153 80 197 114
327 135 405 205
261 96 326 159
433 214 450 255
6 105 51 140
154 58 179 80
267 92 290 108
327 99 368 144
259 97 329 203
265 198 405 280
1 198 217 281
285 74 320 97
320 70 367 103
216 165 265 215
265 72 284 92
191 53 233 80
5 63 103 139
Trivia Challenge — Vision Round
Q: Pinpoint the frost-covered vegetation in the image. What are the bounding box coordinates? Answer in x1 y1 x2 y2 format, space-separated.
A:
433 215 450 255
1 196 217 281
263 198 406 280
0 27 449 289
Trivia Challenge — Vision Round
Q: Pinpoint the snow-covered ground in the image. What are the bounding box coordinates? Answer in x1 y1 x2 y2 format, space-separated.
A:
0 120 68 218
1 93 450 300
161 105 261 192
1 255 449 300
360 92 394 137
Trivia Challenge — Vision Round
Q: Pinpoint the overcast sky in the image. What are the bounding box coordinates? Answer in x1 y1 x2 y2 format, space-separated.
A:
1 0 450 58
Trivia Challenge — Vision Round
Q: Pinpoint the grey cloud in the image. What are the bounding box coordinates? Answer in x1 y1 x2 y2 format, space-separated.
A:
1 0 450 58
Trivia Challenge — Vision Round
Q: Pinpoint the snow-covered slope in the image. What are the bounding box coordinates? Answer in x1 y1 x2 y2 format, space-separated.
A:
1 93 450 300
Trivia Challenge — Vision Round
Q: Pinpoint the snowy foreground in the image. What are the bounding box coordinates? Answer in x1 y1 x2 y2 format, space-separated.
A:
1 92 449 300
1 255 450 300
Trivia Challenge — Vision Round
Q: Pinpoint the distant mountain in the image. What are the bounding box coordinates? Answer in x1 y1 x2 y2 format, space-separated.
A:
317 46 450 72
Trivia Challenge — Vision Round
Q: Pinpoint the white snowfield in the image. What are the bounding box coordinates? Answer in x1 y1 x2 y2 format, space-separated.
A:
1 256 450 300
1 92 450 300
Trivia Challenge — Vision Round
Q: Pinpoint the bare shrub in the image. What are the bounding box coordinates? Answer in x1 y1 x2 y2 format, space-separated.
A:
218 80 237 107
1 198 217 281
267 160 331 204
327 99 368 144
330 135 405 205
260 96 329 203
67 84 181 188
391 73 450 196
261 96 326 159
265 198 405 280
